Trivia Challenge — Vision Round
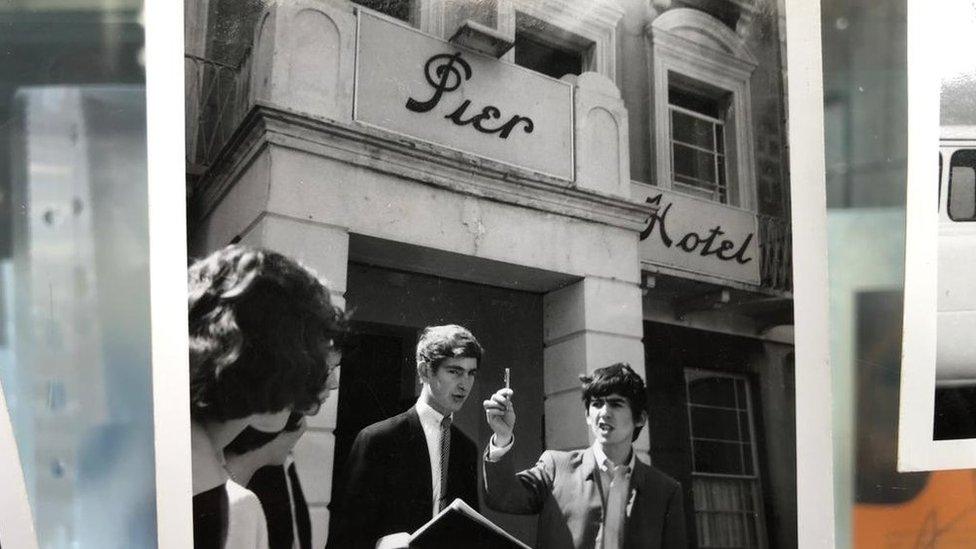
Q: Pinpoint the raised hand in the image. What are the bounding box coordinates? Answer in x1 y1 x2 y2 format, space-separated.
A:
483 388 516 447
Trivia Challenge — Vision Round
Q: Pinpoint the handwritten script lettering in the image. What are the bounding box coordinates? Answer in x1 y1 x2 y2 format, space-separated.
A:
405 52 535 139
640 193 753 265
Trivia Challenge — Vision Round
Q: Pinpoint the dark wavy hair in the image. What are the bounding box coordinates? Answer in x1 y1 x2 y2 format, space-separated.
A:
415 324 483 372
581 363 648 441
188 245 348 422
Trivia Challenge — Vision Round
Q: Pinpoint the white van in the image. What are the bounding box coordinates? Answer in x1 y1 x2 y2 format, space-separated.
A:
937 126 976 386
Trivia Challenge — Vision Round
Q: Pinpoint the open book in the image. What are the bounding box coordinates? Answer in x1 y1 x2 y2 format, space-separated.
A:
375 498 531 549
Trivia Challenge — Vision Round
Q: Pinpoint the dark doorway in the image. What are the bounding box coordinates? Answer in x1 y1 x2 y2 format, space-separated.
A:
331 321 419 505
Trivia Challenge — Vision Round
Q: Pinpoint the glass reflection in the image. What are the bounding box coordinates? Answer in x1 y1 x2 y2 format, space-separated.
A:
0 3 154 548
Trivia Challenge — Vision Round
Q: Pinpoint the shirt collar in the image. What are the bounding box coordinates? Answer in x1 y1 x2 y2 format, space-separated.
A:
592 443 636 474
416 397 450 428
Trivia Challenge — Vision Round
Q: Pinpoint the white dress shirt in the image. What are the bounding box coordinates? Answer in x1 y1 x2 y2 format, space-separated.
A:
415 399 452 518
591 444 637 500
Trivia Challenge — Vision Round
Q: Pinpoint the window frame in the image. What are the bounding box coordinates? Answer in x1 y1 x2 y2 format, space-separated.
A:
511 12 593 79
669 97 730 203
947 149 976 222
650 8 758 210
497 0 622 81
684 368 769 549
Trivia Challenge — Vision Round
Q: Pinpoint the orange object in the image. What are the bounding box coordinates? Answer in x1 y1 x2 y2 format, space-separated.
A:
855 470 976 547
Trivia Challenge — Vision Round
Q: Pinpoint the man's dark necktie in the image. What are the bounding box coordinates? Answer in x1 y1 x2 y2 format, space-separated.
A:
439 415 451 512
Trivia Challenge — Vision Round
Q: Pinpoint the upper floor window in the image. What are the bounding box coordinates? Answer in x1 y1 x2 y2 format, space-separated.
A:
499 1 621 81
650 9 758 209
513 21 587 79
669 81 734 203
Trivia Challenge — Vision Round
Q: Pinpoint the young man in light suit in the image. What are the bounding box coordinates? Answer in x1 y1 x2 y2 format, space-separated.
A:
327 325 482 549
482 363 687 549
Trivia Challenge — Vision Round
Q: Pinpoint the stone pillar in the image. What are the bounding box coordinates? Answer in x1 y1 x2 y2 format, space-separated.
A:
249 0 357 123
542 277 649 459
756 341 796 549
237 213 350 549
571 72 632 199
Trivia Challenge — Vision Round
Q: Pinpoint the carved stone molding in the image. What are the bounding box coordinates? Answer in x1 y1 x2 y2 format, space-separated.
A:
193 102 654 234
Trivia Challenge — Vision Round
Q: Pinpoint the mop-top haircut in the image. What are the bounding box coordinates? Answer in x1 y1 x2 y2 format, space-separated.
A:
580 363 648 441
188 244 347 422
415 324 484 373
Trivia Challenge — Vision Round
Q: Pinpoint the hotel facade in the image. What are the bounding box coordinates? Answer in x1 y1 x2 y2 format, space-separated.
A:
185 0 796 546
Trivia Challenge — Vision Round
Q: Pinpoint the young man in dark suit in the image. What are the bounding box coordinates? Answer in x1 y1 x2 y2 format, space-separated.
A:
327 325 482 549
482 363 686 549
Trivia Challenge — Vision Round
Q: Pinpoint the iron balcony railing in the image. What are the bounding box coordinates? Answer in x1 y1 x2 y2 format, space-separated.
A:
184 51 252 176
757 213 792 293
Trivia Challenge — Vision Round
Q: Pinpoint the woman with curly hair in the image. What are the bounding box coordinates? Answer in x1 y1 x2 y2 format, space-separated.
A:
188 245 346 549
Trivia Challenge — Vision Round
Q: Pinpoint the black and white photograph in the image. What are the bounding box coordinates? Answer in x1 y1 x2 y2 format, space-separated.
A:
179 1 825 547
931 1 976 443
899 0 976 471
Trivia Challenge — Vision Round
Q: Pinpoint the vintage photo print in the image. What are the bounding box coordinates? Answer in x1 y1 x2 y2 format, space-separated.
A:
164 0 830 546
899 0 976 470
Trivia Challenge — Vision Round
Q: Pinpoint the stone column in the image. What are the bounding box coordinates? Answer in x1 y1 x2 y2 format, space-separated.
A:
238 213 350 549
542 276 649 459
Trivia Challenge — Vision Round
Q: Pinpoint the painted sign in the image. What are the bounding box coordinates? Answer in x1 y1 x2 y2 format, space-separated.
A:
633 182 761 285
354 11 574 180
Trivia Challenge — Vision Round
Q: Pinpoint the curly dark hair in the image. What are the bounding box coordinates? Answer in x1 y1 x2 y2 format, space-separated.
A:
581 363 648 442
415 324 483 372
188 245 347 422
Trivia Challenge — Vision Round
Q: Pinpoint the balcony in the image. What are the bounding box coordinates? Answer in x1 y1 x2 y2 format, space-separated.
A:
184 51 251 181
758 213 792 293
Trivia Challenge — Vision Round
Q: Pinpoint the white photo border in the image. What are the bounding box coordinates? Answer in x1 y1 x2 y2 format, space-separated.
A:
146 0 193 545
784 0 835 543
896 0 969 472
146 0 834 546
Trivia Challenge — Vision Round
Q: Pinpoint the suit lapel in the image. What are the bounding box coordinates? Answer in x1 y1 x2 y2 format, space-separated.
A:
403 408 433 504
580 447 604 513
623 459 651 548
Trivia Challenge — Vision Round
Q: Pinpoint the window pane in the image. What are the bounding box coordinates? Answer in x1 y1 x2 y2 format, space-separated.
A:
692 477 759 548
716 124 725 154
673 181 717 202
688 376 737 407
671 110 715 149
669 85 721 118
673 143 717 183
693 440 744 474
691 407 741 441
949 149 976 221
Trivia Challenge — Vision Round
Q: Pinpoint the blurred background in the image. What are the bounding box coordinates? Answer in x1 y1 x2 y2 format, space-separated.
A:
824 0 976 546
1 0 972 547
0 1 156 548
